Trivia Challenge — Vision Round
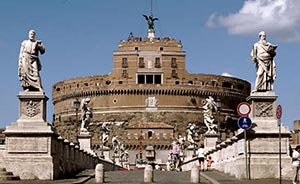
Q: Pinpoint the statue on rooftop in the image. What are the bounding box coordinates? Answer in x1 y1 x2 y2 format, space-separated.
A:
251 31 277 93
143 14 158 30
18 30 45 92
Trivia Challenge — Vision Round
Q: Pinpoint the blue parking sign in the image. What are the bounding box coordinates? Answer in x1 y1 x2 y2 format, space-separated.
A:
237 117 252 130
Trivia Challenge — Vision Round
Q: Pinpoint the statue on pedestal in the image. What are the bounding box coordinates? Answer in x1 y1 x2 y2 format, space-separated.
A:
80 98 93 133
251 31 277 92
186 123 198 147
203 96 217 134
112 135 120 155
101 122 111 146
18 30 45 92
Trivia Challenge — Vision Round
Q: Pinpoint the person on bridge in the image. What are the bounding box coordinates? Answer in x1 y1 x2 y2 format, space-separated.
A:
172 141 181 171
197 144 205 171
292 145 300 184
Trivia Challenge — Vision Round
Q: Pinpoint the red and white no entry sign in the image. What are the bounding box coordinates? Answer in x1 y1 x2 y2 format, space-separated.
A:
237 102 251 116
276 105 282 119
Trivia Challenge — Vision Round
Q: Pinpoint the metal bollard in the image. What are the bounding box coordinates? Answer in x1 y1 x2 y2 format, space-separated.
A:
191 164 200 183
95 164 104 183
144 165 153 182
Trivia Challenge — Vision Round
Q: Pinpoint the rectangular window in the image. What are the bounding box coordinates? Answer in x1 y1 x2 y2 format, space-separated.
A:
122 58 128 68
171 58 176 65
122 70 128 78
154 75 161 84
171 58 177 68
146 75 153 84
137 74 162 84
138 57 145 68
155 58 161 68
138 75 145 84
122 58 128 64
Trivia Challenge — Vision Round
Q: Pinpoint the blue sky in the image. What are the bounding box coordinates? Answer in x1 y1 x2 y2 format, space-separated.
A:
0 0 299 131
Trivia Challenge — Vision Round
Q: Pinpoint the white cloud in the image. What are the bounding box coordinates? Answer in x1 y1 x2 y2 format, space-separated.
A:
207 0 300 42
221 72 233 77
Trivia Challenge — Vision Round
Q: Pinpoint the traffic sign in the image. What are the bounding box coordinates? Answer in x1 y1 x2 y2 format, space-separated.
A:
237 116 252 130
237 102 251 116
276 105 282 119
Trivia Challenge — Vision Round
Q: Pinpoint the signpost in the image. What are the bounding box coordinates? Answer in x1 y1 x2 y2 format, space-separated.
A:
237 117 252 130
237 102 252 180
237 102 251 117
276 105 282 120
276 105 282 184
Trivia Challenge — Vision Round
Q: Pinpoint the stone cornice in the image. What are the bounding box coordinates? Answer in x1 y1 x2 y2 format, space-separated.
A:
52 88 247 104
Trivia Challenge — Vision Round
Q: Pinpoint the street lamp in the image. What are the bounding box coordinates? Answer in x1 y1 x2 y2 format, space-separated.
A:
216 98 221 144
73 98 80 146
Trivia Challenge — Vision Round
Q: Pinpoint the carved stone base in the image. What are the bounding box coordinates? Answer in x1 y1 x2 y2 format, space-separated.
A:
204 133 218 150
246 91 289 134
4 91 54 180
78 133 94 155
243 91 292 179
5 91 52 133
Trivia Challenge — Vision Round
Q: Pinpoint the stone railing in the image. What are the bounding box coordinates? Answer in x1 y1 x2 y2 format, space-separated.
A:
0 145 5 168
0 134 121 180
51 136 99 178
51 135 122 179
205 131 292 180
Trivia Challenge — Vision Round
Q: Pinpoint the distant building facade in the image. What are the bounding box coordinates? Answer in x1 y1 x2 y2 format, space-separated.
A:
52 35 250 153
0 128 5 144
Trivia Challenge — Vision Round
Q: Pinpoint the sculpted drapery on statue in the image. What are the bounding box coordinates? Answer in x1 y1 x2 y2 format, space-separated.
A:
203 96 217 134
251 31 277 92
80 98 93 133
18 30 45 92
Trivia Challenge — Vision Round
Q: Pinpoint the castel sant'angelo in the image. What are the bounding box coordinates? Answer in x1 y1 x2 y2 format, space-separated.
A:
52 13 250 154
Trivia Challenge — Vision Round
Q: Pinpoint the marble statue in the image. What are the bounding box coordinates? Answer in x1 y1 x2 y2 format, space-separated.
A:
18 30 45 92
80 98 93 132
101 122 110 145
178 135 186 149
112 135 120 155
203 96 217 134
143 14 158 30
186 123 198 146
251 31 277 92
120 144 125 158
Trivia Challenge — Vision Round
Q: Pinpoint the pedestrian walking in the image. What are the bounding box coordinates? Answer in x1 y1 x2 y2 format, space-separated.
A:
292 145 300 184
197 144 205 171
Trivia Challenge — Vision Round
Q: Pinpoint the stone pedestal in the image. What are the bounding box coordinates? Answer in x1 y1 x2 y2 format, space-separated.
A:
4 92 54 180
239 92 292 179
204 133 218 150
78 132 94 155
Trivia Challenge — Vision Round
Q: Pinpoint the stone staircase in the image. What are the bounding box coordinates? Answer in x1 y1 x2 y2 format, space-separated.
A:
0 168 20 181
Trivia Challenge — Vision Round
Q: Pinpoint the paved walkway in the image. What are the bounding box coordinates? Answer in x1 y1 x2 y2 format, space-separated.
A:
201 169 292 184
0 169 293 184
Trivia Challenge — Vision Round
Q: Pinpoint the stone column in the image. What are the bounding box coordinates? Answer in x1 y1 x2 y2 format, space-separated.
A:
95 164 104 183
144 165 153 182
63 139 71 175
190 164 199 183
74 145 80 172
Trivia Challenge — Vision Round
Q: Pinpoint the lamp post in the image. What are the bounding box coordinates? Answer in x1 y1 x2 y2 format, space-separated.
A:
216 98 221 144
73 98 80 146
